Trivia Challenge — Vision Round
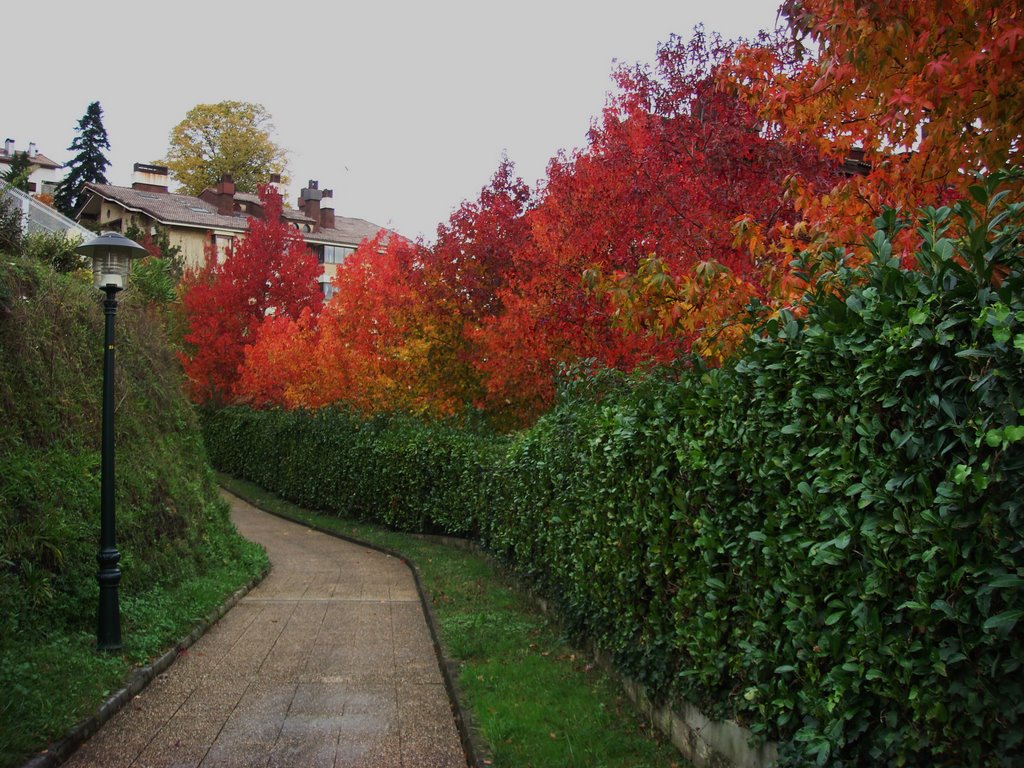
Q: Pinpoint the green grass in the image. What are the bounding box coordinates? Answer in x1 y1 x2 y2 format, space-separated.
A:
0 545 266 768
218 472 686 768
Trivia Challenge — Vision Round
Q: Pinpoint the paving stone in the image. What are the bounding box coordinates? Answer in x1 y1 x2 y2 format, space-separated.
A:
333 737 402 768
200 742 273 767
287 683 350 716
151 708 228 748
266 735 337 768
133 743 210 768
333 714 402 767
341 688 398 717
63 726 146 768
217 709 287 744
183 679 250 712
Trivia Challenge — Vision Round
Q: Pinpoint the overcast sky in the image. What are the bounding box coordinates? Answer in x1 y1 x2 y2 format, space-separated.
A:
5 0 784 242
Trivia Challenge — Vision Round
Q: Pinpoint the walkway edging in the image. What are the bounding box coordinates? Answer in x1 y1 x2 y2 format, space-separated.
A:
218 485 491 768
19 564 270 768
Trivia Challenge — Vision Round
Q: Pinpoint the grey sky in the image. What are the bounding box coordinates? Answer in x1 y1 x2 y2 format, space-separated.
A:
5 0 783 242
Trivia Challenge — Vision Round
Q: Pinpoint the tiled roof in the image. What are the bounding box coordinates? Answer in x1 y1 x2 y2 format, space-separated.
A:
85 183 249 230
0 150 62 170
308 216 384 246
281 208 313 223
82 183 391 247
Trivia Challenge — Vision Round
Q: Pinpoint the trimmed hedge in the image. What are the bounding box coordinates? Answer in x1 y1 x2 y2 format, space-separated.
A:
205 407 503 536
202 172 1024 766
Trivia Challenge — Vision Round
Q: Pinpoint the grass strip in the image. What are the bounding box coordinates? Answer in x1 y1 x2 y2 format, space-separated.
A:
217 472 686 768
0 546 266 768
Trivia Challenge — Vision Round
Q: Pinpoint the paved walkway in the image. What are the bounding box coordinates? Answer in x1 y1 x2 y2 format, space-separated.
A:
64 490 466 768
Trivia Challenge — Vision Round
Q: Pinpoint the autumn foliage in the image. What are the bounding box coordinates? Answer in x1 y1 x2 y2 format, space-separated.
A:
180 185 322 405
233 164 532 419
724 0 1024 281
189 4 1022 428
277 30 835 426
476 29 835 422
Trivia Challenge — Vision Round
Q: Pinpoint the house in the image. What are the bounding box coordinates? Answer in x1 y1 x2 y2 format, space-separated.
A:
76 164 389 297
1 138 62 196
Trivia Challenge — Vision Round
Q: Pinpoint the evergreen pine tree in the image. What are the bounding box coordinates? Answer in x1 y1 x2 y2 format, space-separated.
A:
54 102 110 217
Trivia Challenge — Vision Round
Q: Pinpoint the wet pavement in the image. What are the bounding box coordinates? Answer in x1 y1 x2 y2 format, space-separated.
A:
63 490 467 768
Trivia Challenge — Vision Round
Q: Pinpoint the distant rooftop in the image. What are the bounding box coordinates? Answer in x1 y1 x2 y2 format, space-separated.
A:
79 181 391 247
1 138 61 170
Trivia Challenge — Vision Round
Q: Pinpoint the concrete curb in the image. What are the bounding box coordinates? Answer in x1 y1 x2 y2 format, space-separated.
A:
19 564 270 768
219 484 491 768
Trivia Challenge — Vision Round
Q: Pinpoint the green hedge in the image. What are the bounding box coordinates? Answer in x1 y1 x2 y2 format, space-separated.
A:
206 407 503 536
202 171 1024 766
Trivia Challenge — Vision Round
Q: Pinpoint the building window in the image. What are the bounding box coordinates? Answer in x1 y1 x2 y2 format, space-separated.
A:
321 245 355 264
311 244 356 265
212 233 235 263
319 281 337 300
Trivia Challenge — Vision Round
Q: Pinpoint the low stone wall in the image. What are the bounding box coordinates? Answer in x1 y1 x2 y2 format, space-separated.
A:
597 648 777 768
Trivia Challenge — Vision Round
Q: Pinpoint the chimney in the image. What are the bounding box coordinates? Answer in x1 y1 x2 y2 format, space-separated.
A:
215 173 236 215
28 142 37 158
841 146 870 178
131 163 170 193
3 138 13 157
320 189 335 230
300 179 322 232
267 172 283 197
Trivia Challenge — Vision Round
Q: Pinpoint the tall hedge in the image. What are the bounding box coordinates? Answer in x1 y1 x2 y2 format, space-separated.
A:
206 407 502 536
202 171 1024 766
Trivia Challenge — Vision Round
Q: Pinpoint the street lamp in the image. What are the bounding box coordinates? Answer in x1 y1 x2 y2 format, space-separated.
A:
76 232 148 651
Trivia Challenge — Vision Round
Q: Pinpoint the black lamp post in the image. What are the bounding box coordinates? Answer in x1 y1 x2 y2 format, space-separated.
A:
76 232 148 651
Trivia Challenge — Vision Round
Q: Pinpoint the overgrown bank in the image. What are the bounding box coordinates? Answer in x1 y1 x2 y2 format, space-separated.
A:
203 182 1024 765
0 253 266 767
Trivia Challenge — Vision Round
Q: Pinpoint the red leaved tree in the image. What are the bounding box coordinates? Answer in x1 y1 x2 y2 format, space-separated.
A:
315 232 429 414
284 163 534 419
474 29 837 426
180 185 323 405
234 307 320 409
411 159 534 414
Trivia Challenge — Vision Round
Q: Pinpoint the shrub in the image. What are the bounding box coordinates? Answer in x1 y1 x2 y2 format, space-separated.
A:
205 407 503 536
21 230 86 273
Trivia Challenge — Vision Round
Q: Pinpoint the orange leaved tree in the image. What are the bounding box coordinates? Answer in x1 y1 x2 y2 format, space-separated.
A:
724 0 1024 292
